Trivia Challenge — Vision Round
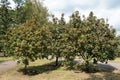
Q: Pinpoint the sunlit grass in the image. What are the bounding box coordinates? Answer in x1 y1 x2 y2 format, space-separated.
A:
109 58 120 62
0 59 120 80
0 57 12 63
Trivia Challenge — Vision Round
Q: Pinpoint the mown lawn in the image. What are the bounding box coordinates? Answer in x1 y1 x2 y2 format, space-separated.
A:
0 57 12 63
109 58 120 62
0 59 120 80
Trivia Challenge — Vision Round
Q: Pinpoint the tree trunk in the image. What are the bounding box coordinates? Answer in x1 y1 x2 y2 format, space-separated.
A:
55 55 59 66
85 60 90 72
93 58 97 64
24 64 27 74
24 64 27 69
3 53 7 57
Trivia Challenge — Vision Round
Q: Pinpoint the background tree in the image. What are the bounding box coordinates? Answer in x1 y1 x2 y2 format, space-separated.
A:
0 0 11 28
0 0 12 56
13 0 48 25
13 0 25 24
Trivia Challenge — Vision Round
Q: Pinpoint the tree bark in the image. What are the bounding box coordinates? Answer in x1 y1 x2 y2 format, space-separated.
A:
85 60 90 72
24 64 27 74
93 58 97 64
55 55 59 66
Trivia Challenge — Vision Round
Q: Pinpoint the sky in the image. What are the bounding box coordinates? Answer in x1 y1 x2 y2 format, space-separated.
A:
9 0 120 36
42 0 120 36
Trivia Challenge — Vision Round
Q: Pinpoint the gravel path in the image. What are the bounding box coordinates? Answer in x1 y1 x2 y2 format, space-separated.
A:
0 60 17 74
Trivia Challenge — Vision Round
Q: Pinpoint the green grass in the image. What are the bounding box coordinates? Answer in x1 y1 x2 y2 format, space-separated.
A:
0 57 12 63
0 59 120 80
109 58 120 62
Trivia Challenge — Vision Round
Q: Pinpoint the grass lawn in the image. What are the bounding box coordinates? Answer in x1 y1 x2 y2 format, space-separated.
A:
109 58 120 62
0 57 12 63
0 59 120 80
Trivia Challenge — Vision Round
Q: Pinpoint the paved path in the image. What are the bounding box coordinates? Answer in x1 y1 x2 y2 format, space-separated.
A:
97 62 120 70
74 59 120 70
0 60 17 74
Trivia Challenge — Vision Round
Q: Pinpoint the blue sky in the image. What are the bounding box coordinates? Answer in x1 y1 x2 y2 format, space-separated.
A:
43 0 120 36
10 0 120 36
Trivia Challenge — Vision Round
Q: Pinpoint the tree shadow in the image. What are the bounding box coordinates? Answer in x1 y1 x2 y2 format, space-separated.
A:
0 60 4 63
86 63 120 80
86 71 120 80
97 63 116 71
18 61 61 76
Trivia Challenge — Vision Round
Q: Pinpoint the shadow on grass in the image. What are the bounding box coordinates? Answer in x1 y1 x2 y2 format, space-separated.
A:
0 60 4 63
72 62 119 74
0 60 9 63
86 63 120 80
18 61 61 76
97 63 117 71
86 71 120 80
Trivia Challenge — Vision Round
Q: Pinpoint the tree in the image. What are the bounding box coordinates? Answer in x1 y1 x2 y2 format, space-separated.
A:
7 20 48 70
68 11 118 72
0 27 4 52
31 0 49 26
13 0 24 24
13 0 24 8
0 0 11 28
13 0 49 25
115 36 120 57
4 0 49 70
3 6 118 73
0 0 13 56
48 14 68 66
62 11 81 67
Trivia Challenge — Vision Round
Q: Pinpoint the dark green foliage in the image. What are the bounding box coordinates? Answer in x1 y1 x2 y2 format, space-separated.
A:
0 0 11 28
11 0 49 25
0 0 14 56
115 36 120 57
74 62 98 73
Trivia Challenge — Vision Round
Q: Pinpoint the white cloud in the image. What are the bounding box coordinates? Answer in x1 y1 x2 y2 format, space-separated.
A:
43 0 120 36
117 31 120 36
9 0 15 8
43 0 68 11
